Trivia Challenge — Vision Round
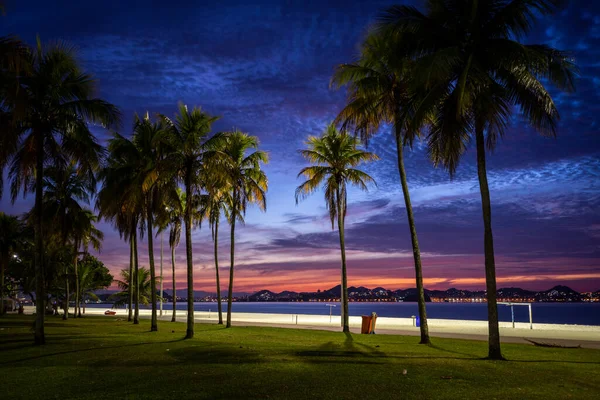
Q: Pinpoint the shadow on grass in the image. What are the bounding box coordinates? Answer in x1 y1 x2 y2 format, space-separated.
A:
508 359 600 365
0 337 188 365
428 343 481 359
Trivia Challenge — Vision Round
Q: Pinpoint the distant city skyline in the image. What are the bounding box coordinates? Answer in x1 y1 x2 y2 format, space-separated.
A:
1 0 599 292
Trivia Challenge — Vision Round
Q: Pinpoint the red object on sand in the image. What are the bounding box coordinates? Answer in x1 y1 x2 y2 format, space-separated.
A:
104 310 117 315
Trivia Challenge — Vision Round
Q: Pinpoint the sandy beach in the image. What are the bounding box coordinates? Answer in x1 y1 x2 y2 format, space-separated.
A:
68 307 600 349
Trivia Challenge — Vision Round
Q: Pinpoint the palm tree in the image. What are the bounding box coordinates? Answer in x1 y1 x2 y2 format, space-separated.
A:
0 40 119 344
97 133 144 325
157 188 184 323
296 124 378 332
41 164 94 319
377 0 577 359
74 254 112 315
331 33 432 344
0 213 23 315
199 184 231 325
70 209 103 317
159 103 219 339
216 130 268 328
111 267 153 308
132 112 171 332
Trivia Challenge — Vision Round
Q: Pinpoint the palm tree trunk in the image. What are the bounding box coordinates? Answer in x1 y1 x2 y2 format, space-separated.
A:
184 176 194 339
63 262 69 320
74 247 81 317
171 244 176 322
160 230 163 317
1 254 6 316
128 237 133 322
147 208 158 332
133 227 140 325
475 126 503 360
214 218 223 325
336 189 349 333
226 202 236 328
34 130 45 344
395 130 430 344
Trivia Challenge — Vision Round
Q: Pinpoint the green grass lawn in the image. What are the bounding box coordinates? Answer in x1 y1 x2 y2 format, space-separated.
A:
1 315 599 399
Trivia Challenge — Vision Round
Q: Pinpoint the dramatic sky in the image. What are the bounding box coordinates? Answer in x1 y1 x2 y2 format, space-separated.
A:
2 0 599 293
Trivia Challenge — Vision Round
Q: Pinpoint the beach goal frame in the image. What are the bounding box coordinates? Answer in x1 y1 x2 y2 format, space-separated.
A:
498 302 533 329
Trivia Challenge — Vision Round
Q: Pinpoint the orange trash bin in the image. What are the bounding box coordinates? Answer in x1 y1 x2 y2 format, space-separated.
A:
361 315 373 334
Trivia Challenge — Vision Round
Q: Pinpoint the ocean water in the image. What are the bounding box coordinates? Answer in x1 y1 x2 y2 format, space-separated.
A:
91 301 600 326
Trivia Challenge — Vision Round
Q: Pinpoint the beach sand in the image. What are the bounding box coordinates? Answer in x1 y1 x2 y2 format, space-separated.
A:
73 307 600 349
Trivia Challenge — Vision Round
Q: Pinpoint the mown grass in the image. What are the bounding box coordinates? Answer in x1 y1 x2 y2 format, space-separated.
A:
1 315 599 399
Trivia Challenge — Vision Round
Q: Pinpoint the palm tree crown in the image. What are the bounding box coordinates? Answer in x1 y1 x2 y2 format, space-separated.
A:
296 124 378 228
376 0 577 173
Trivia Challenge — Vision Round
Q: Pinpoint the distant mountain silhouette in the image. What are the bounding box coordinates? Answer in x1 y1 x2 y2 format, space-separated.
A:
95 284 592 302
243 284 588 302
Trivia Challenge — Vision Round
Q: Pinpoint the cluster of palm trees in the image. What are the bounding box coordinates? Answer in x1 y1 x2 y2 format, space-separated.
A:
318 0 575 359
97 106 269 338
0 38 269 343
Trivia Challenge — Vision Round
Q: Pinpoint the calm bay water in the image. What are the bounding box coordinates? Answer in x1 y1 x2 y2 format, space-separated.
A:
92 301 600 326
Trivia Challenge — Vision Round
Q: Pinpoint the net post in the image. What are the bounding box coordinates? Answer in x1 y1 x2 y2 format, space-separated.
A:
511 304 515 328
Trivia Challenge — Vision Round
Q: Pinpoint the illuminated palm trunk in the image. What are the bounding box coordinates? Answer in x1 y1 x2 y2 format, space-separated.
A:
128 237 133 322
475 126 503 360
133 228 140 325
394 128 430 344
147 207 158 332
336 188 349 333
214 217 223 325
171 244 176 322
184 174 194 339
226 200 237 328
34 130 45 344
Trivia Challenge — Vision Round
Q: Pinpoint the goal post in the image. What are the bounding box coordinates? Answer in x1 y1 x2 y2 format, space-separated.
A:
498 302 533 329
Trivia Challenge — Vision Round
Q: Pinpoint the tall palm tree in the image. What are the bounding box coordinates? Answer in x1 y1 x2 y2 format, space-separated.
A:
217 130 268 328
331 33 432 344
296 124 378 332
0 213 23 315
41 164 95 319
199 184 232 325
97 132 144 324
0 40 119 344
132 112 171 332
377 0 576 359
159 103 219 339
